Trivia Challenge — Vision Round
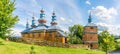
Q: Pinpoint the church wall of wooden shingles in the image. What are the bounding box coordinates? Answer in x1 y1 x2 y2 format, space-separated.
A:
22 31 67 44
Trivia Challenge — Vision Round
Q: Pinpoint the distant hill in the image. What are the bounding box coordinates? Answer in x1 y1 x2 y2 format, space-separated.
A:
0 38 105 54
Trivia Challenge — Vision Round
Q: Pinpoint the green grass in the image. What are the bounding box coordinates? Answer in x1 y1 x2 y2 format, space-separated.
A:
0 38 105 54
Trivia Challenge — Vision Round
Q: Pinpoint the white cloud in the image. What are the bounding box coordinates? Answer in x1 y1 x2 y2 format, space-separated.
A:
92 6 117 22
96 22 108 31
59 17 72 22
60 17 65 21
91 6 120 35
86 0 91 5
96 22 120 35
11 27 24 36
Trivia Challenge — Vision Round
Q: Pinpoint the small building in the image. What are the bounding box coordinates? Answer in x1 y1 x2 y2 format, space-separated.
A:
21 9 67 44
82 12 98 49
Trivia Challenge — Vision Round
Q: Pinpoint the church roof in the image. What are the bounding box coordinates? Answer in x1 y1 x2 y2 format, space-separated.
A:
57 30 67 37
48 25 61 30
47 25 67 37
21 28 32 33
30 26 47 31
86 22 96 27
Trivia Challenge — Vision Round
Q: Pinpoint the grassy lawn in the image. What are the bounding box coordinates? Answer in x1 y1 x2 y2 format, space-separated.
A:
0 38 105 54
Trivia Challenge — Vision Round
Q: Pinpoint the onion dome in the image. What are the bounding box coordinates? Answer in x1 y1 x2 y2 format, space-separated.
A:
38 19 46 23
88 11 92 23
51 11 57 26
30 8 48 32
38 8 46 24
21 19 32 33
48 11 62 31
26 18 29 29
51 22 57 25
86 11 96 27
31 17 36 28
40 8 44 13
31 13 36 28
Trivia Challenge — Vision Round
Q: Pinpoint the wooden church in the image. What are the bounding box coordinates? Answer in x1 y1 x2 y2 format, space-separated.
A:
82 12 98 49
21 9 98 49
21 9 68 43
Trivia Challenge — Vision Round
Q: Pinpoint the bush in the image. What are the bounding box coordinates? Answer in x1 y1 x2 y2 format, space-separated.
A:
115 42 120 50
30 46 36 54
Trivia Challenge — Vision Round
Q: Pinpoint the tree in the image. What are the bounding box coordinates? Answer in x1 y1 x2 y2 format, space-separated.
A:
99 30 115 54
0 0 18 38
68 24 83 44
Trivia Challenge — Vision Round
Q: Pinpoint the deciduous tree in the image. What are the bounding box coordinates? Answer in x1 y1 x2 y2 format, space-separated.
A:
0 0 18 38
68 24 83 44
99 30 115 54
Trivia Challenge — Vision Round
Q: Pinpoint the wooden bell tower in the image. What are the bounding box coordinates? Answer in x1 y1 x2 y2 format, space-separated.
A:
82 12 98 49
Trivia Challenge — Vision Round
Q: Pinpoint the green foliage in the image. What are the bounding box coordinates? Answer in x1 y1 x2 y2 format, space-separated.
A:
115 39 120 50
69 34 82 44
68 24 83 44
115 42 120 50
0 0 18 38
69 24 83 39
99 30 115 54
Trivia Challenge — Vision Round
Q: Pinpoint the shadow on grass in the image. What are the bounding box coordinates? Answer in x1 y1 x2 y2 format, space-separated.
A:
87 52 95 54
0 41 4 45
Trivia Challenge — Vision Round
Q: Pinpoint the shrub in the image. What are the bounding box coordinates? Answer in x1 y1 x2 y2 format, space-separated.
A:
115 42 120 50
30 46 36 54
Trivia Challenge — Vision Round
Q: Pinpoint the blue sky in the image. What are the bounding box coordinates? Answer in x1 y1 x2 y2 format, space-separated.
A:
12 0 120 36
